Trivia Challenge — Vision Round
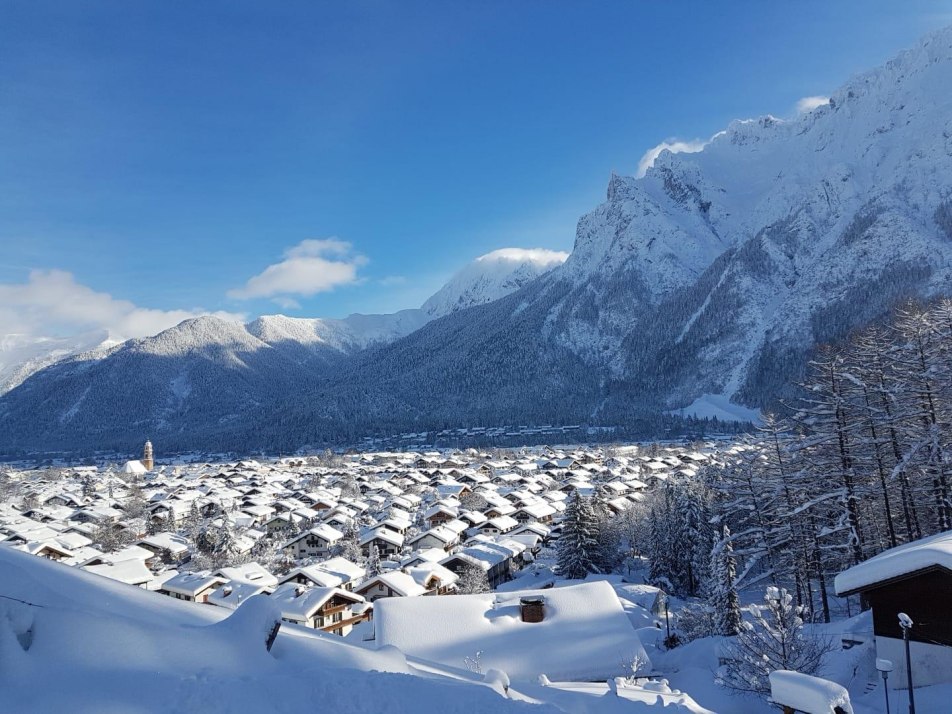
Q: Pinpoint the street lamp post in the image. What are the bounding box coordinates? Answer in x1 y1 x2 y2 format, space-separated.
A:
876 658 893 714
898 613 915 714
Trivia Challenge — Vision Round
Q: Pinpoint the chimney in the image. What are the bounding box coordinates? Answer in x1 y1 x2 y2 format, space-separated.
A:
520 596 545 623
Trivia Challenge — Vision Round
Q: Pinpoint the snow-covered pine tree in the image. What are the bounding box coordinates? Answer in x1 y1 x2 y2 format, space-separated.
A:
455 562 491 594
366 544 382 578
718 586 831 697
591 483 621 573
336 520 363 563
186 500 203 540
81 472 96 500
556 489 600 579
642 476 712 596
708 525 741 636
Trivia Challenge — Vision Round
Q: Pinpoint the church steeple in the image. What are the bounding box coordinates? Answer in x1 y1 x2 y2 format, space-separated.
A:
142 440 154 471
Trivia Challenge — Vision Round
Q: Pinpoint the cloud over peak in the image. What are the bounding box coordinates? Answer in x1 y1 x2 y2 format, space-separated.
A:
636 139 707 178
0 269 244 342
796 95 830 114
474 247 569 267
227 238 368 304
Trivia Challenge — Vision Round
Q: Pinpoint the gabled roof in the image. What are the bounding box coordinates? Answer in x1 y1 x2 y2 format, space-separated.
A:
216 561 279 588
279 565 344 589
357 570 428 597
270 582 363 621
360 528 404 547
82 557 153 586
834 529 952 596
281 524 344 549
161 572 228 596
315 556 366 583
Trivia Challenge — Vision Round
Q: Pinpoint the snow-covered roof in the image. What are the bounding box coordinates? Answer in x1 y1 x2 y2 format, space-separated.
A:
315 556 365 583
374 580 648 682
82 557 153 586
161 571 227 597
216 562 279 588
834 529 952 595
358 570 428 597
270 582 363 621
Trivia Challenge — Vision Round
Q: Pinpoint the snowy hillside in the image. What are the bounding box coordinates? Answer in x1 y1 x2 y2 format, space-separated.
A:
0 331 116 394
0 546 712 713
422 248 568 317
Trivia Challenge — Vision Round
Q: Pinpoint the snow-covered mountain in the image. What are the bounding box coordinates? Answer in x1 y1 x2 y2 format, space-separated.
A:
0 246 566 452
0 246 565 398
3 25 952 453
0 331 117 394
240 248 566 356
293 24 952 436
422 248 569 317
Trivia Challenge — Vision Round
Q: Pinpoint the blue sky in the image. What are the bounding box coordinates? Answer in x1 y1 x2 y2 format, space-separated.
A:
1 0 951 338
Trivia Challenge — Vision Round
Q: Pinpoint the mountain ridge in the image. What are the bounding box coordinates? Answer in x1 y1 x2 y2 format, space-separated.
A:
3 25 952 453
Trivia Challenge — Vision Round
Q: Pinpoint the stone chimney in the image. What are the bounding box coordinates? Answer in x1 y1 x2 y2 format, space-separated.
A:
520 596 545 623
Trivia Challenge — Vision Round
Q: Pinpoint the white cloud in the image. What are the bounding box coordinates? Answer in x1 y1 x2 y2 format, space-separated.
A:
636 139 707 178
796 95 830 114
228 238 367 301
0 269 244 342
475 247 569 268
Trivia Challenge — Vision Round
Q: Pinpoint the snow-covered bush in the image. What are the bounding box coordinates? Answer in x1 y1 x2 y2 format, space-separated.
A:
717 587 832 697
675 602 718 644
456 563 490 594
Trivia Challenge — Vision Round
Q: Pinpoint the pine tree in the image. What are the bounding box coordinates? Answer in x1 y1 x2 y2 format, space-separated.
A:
186 500 203 540
336 520 363 563
216 518 237 558
718 587 831 697
366 544 381 578
556 489 600 579
708 525 741 636
456 562 490 594
81 473 96 500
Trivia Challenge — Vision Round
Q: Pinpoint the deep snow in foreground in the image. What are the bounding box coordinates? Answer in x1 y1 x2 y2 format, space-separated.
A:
4 542 949 713
0 547 717 713
0 547 543 714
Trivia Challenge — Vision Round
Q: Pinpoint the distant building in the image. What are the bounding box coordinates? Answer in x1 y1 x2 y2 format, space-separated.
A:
142 441 154 471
